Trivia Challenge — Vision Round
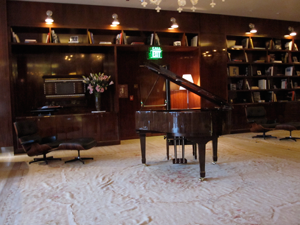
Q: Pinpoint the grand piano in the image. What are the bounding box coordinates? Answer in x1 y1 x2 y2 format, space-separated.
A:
135 62 232 180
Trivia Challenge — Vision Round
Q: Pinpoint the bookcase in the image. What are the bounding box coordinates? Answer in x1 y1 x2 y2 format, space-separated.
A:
10 23 200 151
227 35 300 105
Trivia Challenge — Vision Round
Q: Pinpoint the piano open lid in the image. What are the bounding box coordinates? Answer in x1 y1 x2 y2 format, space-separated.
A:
144 61 232 110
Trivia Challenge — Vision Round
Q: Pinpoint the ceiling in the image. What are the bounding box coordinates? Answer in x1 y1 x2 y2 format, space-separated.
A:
12 0 300 23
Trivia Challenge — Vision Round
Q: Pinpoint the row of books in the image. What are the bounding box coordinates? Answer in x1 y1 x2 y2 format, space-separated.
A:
228 37 299 51
11 28 198 46
229 78 300 91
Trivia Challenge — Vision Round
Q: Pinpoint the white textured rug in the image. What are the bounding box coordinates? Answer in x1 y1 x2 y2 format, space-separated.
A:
1 131 300 225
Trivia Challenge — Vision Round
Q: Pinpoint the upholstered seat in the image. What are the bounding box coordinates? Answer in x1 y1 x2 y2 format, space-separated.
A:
245 106 279 139
14 120 62 164
57 137 97 164
275 122 300 141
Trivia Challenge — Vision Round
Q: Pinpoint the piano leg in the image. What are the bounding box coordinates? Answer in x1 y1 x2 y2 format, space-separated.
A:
139 133 146 164
212 135 218 164
197 142 206 180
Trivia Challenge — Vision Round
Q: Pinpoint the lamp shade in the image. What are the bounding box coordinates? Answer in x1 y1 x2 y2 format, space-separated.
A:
179 74 193 90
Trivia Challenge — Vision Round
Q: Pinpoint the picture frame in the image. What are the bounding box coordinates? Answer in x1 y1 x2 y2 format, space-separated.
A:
293 56 298 63
257 70 262 75
69 36 79 43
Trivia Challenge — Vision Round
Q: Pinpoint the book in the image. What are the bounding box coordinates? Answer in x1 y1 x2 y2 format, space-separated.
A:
122 31 127 45
99 41 112 44
154 33 160 45
258 79 267 89
229 66 239 76
230 45 243 49
249 37 254 49
191 36 198 47
149 33 154 45
266 39 274 49
285 66 293 76
245 80 251 90
226 40 236 48
244 52 248 62
87 31 94 44
24 39 37 43
87 31 92 44
266 66 274 76
11 28 20 43
227 52 231 61
242 38 249 48
130 42 144 45
45 33 51 43
281 79 287 89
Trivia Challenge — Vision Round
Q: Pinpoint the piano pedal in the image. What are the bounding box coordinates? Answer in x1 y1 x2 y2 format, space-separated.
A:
172 158 187 164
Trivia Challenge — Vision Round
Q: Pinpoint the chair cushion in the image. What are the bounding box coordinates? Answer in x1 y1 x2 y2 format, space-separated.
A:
26 143 52 156
14 120 38 137
57 138 97 150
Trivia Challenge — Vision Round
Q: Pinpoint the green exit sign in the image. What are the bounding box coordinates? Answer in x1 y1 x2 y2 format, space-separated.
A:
148 47 163 60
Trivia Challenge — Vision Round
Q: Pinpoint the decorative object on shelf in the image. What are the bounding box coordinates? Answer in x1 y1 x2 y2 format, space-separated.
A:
141 0 225 12
246 23 257 34
45 10 54 24
170 17 178 29
82 73 114 111
111 14 120 27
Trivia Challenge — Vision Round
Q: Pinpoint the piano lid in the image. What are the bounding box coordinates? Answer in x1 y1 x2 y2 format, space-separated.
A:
144 61 232 109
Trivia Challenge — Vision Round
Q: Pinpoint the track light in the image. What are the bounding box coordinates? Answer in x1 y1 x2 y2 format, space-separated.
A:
289 27 297 36
170 17 178 29
111 14 120 27
45 10 54 24
249 23 257 33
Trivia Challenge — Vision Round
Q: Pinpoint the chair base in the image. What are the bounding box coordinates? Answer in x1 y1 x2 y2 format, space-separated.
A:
65 157 93 164
279 136 300 141
65 150 93 164
30 155 61 164
252 134 277 139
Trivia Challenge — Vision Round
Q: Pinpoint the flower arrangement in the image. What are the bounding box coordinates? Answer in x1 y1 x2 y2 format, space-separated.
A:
82 73 114 95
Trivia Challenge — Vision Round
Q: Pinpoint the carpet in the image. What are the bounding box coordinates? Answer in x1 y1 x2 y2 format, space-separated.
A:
1 131 300 225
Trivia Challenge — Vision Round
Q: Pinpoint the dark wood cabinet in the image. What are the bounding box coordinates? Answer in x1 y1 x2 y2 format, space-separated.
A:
15 112 119 153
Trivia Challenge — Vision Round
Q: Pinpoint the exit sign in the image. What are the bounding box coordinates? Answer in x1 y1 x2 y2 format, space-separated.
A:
148 47 163 60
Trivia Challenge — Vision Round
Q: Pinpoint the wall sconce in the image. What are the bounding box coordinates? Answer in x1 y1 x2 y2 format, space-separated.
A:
179 74 194 109
45 10 54 24
246 23 257 34
169 17 178 29
289 27 297 36
111 14 120 27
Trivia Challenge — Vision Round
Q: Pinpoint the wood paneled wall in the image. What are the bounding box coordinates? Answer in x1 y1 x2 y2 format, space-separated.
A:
1 1 300 144
0 0 13 147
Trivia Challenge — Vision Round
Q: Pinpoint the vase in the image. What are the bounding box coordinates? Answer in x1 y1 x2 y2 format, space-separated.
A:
95 94 101 111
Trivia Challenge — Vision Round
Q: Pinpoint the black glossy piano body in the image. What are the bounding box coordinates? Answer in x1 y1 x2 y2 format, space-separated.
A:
135 62 232 179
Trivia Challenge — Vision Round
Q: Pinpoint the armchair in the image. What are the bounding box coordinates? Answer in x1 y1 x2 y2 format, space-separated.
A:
245 106 278 139
14 120 62 164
